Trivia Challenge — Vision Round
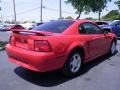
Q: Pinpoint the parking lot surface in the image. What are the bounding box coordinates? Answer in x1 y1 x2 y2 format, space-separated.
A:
0 32 120 90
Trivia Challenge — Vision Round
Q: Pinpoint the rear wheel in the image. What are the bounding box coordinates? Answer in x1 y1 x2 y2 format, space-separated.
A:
62 50 83 77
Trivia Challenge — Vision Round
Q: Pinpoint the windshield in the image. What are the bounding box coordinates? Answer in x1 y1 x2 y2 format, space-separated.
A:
106 21 113 25
32 20 74 33
108 20 120 25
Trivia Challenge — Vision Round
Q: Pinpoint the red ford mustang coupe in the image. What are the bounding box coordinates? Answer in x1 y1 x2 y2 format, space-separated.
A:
6 20 117 76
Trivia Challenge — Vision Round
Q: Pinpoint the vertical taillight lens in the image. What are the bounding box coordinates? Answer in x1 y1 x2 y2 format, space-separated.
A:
9 36 15 45
34 40 52 52
9 36 12 44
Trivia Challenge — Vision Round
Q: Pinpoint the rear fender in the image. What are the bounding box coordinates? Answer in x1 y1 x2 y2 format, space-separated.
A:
65 41 85 61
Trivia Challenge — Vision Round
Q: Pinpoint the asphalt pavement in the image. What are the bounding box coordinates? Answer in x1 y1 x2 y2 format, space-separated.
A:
0 31 11 41
0 32 120 90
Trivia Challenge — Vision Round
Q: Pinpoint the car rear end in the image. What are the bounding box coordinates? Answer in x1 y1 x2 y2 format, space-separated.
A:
6 31 64 72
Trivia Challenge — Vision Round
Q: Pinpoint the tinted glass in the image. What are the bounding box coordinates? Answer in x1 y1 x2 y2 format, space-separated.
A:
33 20 74 33
79 23 101 34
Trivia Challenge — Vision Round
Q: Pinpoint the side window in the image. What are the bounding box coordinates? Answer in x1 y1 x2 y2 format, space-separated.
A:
116 21 120 25
79 23 101 34
79 25 86 34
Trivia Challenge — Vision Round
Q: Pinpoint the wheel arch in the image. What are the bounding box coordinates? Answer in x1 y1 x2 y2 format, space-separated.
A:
71 47 85 58
66 45 85 63
62 46 85 76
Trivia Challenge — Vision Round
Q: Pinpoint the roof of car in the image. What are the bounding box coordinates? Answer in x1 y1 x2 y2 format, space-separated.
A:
61 19 94 24
95 21 108 23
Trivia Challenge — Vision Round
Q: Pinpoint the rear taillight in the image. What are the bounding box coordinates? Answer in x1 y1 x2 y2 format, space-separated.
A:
9 36 15 45
34 40 52 52
9 36 12 44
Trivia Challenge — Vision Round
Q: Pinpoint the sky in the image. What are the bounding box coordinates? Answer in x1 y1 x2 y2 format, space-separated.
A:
0 0 118 22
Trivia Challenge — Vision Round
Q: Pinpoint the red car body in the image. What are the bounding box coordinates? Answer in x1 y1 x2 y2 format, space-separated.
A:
6 20 116 73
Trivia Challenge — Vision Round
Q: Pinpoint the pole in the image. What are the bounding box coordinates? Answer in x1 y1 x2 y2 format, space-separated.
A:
98 10 101 20
59 0 62 19
0 0 2 23
40 0 43 22
13 0 17 24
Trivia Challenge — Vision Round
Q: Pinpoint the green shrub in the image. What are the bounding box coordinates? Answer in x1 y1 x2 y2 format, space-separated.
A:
0 41 8 50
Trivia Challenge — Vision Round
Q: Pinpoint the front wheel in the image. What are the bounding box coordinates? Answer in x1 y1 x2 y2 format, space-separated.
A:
109 41 116 55
62 50 83 77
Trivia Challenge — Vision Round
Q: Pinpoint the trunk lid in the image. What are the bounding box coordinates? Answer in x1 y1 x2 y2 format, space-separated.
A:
9 29 53 51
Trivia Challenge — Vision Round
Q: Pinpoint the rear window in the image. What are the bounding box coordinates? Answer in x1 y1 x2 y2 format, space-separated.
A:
32 20 74 33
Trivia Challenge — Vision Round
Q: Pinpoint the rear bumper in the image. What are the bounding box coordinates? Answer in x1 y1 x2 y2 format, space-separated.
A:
6 44 65 72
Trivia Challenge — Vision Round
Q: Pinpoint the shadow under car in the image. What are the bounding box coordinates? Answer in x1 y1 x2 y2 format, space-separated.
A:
14 50 118 87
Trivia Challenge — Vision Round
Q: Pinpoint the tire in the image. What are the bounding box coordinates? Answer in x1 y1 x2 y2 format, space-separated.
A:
62 50 83 77
109 41 116 55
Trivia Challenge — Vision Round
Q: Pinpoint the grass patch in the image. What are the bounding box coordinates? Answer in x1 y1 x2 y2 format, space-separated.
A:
0 41 8 50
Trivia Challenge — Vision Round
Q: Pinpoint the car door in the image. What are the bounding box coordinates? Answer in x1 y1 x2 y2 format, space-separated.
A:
79 23 107 60
111 21 120 36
